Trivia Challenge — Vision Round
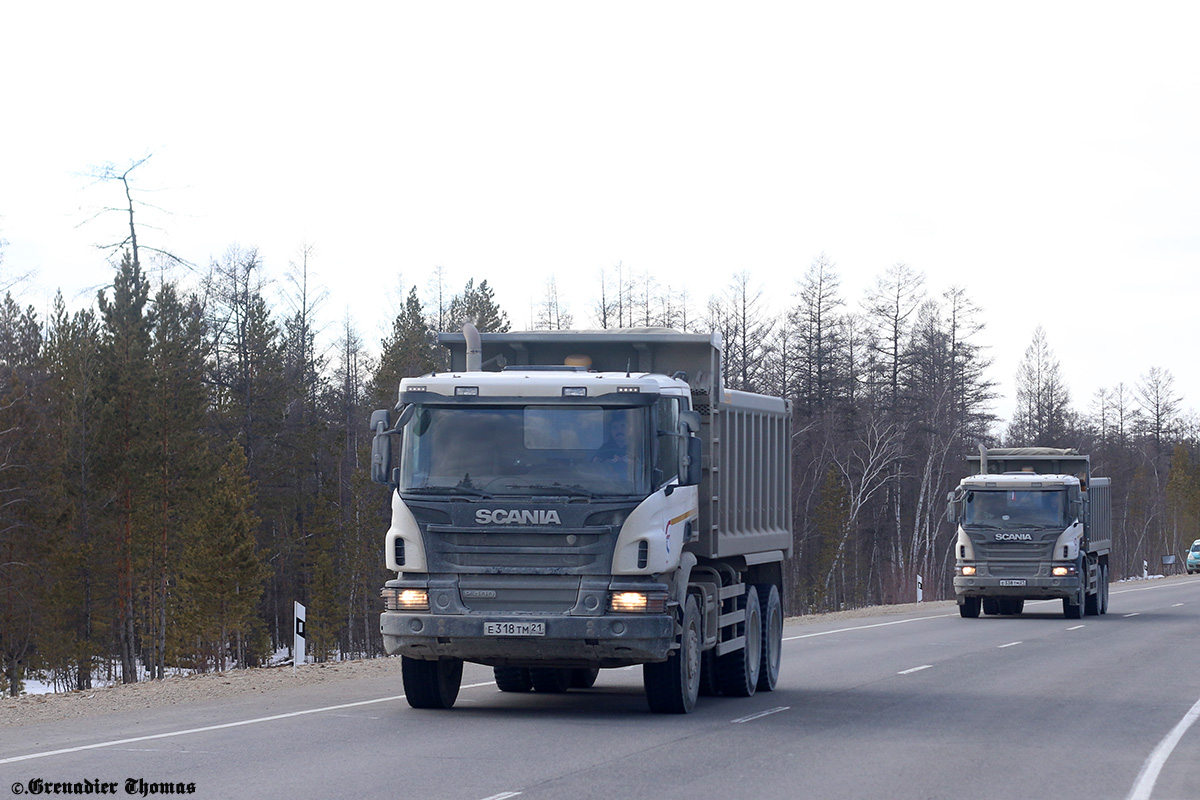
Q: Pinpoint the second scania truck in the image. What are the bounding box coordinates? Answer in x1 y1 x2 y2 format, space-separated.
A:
948 447 1112 619
371 326 792 713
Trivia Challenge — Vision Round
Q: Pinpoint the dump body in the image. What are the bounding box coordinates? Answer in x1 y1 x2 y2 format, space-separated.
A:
372 328 792 711
949 447 1112 619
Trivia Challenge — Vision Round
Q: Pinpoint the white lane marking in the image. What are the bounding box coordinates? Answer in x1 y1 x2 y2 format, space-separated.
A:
1124 613 1141 618
998 641 1022 648
1173 603 1185 607
784 614 952 641
733 706 790 724
898 665 932 675
480 793 522 800
0 681 498 764
1127 694 1200 800
1067 625 1085 631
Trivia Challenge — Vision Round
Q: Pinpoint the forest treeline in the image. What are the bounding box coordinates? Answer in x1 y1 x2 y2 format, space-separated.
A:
2 245 1199 696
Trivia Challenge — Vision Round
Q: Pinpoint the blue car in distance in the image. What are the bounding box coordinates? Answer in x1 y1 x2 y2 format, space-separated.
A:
1188 540 1200 574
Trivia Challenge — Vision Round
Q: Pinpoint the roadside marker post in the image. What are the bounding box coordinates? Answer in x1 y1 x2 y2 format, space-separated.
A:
294 601 306 673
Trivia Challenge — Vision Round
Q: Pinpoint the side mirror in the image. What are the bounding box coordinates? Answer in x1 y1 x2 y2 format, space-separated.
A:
370 409 393 485
679 436 703 487
680 410 701 434
946 491 957 524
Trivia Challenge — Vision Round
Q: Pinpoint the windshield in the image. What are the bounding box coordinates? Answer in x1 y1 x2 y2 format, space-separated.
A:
398 405 650 497
963 489 1069 529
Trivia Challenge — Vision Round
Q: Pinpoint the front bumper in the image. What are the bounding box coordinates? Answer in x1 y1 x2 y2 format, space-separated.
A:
954 574 1081 601
380 611 675 668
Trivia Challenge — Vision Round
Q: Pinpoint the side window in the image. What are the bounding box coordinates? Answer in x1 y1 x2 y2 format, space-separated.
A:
655 397 682 485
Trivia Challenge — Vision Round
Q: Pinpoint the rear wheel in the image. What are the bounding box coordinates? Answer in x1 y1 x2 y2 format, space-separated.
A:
644 596 702 713
997 597 1024 615
718 587 761 697
959 596 981 618
402 657 463 709
569 667 600 689
1099 564 1110 614
494 666 533 693
529 667 573 693
756 584 783 692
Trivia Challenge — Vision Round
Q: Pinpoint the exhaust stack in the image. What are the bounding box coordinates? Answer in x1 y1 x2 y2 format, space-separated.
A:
463 322 482 372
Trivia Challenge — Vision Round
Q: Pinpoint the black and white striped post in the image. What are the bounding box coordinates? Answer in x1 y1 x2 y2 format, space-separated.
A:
294 601 306 673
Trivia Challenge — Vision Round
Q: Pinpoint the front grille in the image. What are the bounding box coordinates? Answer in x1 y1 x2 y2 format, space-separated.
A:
426 526 611 574
987 562 1040 577
458 574 581 612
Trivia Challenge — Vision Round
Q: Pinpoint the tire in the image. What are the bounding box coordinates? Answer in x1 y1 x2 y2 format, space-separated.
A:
644 596 702 713
402 656 463 709
569 667 600 689
756 584 783 692
494 666 533 693
1063 592 1084 620
960 596 981 618
998 597 1023 615
697 649 721 696
1100 564 1110 615
982 598 1000 616
529 667 573 693
717 587 761 697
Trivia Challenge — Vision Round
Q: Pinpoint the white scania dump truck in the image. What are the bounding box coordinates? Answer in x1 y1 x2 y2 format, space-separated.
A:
370 327 792 713
948 447 1112 620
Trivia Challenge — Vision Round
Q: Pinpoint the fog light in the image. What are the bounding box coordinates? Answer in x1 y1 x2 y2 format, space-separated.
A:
382 587 429 611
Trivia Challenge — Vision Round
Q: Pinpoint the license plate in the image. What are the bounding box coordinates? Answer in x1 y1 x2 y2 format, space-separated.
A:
999 579 1027 587
485 621 545 637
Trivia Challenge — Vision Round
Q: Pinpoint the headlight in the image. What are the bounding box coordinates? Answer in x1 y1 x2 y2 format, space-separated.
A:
608 591 668 613
1052 566 1075 577
960 565 976 576
381 587 429 611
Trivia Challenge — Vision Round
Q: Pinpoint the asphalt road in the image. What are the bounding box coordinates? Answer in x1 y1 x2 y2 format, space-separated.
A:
5 577 1200 800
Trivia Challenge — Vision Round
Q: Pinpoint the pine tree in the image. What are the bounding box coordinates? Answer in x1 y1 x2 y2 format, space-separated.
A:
96 251 156 683
372 286 438 410
42 295 105 690
1006 326 1073 446
174 443 266 672
144 284 212 679
0 300 66 695
448 278 511 333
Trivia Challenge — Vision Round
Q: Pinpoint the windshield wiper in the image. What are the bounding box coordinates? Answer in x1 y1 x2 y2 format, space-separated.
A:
404 485 494 498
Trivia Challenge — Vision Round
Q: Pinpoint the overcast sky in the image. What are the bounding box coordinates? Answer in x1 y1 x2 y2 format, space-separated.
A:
3 2 1198 430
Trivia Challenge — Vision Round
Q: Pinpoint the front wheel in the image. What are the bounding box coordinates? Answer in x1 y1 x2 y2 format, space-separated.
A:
960 596 981 618
402 657 463 709
644 596 702 713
